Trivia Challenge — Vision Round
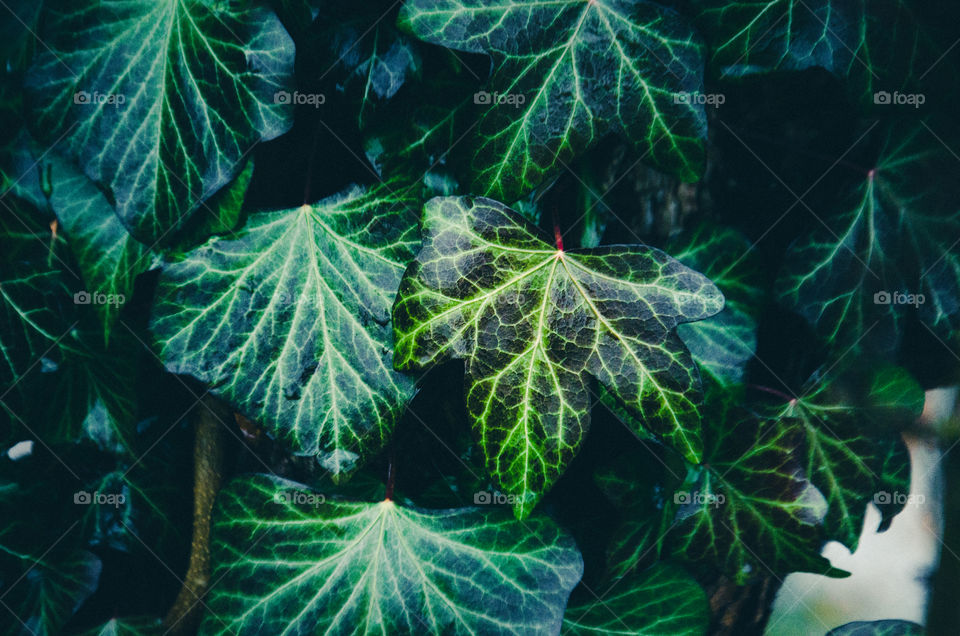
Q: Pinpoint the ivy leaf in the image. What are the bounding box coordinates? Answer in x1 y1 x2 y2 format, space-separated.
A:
668 411 842 582
690 0 924 96
667 223 761 388
778 124 960 352
315 0 421 128
767 364 922 549
200 474 583 635
9 134 152 345
25 0 295 243
826 620 924 636
398 0 708 201
393 196 723 518
562 563 709 635
0 548 101 636
151 183 419 477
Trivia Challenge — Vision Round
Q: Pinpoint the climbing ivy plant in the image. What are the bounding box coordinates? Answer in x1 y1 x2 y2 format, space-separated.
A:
1 0 957 634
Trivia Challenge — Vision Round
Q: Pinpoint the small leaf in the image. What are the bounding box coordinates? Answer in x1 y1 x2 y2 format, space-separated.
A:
563 563 709 635
74 617 163 636
394 196 723 517
200 474 583 635
151 183 420 477
25 0 296 243
399 0 708 200
826 619 924 636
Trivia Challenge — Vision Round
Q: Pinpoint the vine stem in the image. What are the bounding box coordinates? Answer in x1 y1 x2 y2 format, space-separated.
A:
384 445 397 501
163 397 226 634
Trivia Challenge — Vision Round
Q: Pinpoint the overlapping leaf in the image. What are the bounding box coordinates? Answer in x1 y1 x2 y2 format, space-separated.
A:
778 124 960 352
668 223 762 387
25 0 295 243
826 620 924 636
200 475 583 635
766 364 922 549
75 618 163 636
393 196 723 517
563 563 709 635
151 183 419 477
399 0 708 201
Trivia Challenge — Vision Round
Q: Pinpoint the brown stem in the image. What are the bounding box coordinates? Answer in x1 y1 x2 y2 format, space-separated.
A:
163 396 226 634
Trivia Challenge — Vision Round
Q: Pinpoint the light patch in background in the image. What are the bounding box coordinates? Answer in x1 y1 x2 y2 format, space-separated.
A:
6 439 34 461
765 388 956 635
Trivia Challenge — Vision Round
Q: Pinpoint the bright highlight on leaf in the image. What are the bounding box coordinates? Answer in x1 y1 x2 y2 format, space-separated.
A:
393 196 723 517
399 0 709 201
150 183 420 477
25 0 295 243
200 475 583 636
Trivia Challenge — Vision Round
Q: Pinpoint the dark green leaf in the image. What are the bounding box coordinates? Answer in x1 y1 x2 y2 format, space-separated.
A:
399 0 708 200
393 196 723 517
151 183 420 477
826 619 924 636
200 474 583 635
25 0 296 243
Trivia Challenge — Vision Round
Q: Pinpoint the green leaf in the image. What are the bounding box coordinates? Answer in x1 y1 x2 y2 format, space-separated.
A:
563 563 709 635
74 617 164 636
690 0 924 94
151 183 419 477
826 620 924 636
168 158 255 255
778 124 960 351
668 223 761 388
200 474 583 635
9 134 152 345
398 0 708 201
0 549 101 636
25 0 295 243
393 196 723 517
668 411 841 582
315 1 421 128
769 364 921 549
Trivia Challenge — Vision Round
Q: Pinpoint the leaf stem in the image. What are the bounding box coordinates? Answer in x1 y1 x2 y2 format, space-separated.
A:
745 383 797 403
385 445 397 501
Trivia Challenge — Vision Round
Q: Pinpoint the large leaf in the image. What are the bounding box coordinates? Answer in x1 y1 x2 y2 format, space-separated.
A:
393 196 723 517
151 183 419 477
668 223 761 388
25 0 295 243
200 474 583 635
778 124 960 352
398 0 708 201
562 563 709 635
766 364 922 549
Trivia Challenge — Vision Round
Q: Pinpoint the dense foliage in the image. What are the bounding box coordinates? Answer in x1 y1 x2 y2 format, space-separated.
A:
1 0 957 634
